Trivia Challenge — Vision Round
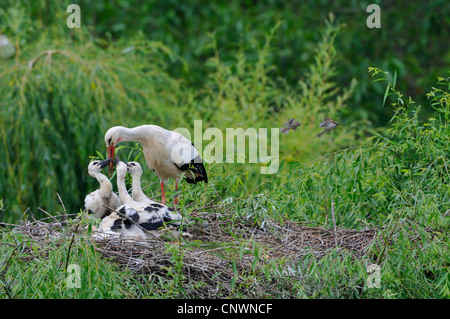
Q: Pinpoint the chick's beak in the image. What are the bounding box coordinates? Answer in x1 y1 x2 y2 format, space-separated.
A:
99 158 113 169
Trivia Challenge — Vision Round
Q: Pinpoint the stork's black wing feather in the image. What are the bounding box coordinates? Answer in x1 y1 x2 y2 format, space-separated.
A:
174 156 208 184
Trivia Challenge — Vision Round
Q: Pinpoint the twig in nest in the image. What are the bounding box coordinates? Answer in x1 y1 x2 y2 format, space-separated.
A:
188 199 225 211
56 192 68 225
38 207 60 224
19 207 32 222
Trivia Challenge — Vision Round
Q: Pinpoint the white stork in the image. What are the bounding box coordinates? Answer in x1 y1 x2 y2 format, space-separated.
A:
115 160 182 232
109 217 147 239
126 161 182 225
104 125 208 204
84 158 121 219
93 212 121 238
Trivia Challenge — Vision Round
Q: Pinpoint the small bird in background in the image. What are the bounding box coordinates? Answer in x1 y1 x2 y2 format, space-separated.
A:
280 118 301 135
317 117 339 137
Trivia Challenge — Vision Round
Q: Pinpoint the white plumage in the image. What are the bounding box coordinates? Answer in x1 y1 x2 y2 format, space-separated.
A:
104 125 207 204
126 161 182 227
84 159 121 219
109 217 147 239
115 161 149 213
114 161 183 235
93 212 121 238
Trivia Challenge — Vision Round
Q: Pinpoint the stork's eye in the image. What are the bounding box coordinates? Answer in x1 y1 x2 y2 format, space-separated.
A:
93 161 98 165
108 137 112 145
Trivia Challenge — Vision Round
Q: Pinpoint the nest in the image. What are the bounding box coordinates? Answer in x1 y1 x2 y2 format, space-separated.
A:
3 205 377 298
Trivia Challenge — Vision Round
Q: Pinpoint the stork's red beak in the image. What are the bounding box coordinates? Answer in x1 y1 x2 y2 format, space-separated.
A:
107 144 115 175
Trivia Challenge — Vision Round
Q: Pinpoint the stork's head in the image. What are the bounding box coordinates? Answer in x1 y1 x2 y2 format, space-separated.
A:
116 160 129 180
104 126 124 174
88 158 112 176
126 161 143 177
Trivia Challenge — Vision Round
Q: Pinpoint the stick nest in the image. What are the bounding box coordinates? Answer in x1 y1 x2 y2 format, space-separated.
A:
5 205 377 298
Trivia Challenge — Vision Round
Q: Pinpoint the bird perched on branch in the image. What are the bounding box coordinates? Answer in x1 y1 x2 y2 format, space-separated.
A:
84 158 121 219
280 118 301 135
104 125 207 204
317 118 339 137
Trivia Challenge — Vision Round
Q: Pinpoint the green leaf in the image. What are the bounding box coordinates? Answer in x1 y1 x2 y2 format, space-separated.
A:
382 83 390 108
393 70 397 88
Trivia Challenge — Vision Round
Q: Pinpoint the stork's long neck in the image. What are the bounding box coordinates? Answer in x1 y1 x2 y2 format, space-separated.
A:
131 171 145 201
92 172 113 199
118 125 167 173
118 125 159 148
116 171 132 204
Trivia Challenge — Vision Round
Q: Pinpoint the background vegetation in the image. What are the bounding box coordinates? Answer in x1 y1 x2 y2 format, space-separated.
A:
0 0 448 298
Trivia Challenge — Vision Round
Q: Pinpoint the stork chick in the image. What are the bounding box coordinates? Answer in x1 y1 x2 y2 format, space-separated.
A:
110 218 147 239
115 161 182 233
92 212 121 239
84 158 121 219
126 161 182 227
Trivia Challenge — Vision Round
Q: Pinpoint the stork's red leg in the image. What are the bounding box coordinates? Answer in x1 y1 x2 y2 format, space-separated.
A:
160 181 166 204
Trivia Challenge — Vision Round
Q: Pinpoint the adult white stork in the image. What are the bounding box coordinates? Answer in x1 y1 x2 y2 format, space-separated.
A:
115 160 182 232
84 158 121 219
104 125 208 204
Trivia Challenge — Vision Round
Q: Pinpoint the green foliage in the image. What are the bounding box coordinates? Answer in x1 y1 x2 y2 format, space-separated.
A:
0 8 182 220
0 218 135 298
2 0 447 124
0 0 448 299
269 71 449 298
0 9 358 221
